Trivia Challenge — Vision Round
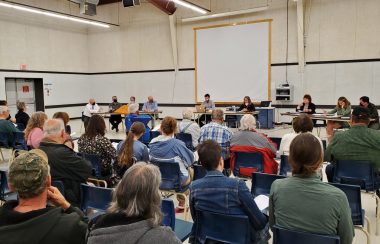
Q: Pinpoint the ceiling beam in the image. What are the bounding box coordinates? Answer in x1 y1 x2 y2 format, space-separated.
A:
98 0 120 5
147 0 176 15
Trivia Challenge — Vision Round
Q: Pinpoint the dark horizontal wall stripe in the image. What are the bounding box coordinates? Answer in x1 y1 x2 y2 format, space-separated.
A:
0 69 88 75
90 69 176 75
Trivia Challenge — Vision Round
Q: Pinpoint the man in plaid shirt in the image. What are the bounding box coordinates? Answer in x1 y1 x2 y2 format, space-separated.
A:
199 109 233 165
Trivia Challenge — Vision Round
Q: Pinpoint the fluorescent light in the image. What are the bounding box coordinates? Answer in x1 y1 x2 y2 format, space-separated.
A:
0 1 110 28
172 0 207 14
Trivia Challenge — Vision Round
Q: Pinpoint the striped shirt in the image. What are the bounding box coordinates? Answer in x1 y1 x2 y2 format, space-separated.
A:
199 122 232 159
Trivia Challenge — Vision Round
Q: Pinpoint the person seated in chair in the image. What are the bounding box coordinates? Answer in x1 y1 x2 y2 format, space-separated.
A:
238 96 256 112
0 149 88 244
270 133 354 244
359 96 379 130
178 108 200 149
325 107 380 186
25 112 48 149
189 140 270 244
230 114 278 174
0 105 19 146
108 96 122 132
149 116 194 212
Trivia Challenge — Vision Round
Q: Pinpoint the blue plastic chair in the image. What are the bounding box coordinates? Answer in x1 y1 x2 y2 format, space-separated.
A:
0 170 17 201
251 172 286 197
77 153 103 178
176 132 195 151
161 198 193 242
193 164 207 181
232 151 264 177
150 131 160 141
12 131 27 150
279 155 291 176
194 210 251 244
80 183 113 215
225 115 238 128
52 180 65 197
330 183 370 243
269 137 282 150
0 132 11 160
272 225 340 244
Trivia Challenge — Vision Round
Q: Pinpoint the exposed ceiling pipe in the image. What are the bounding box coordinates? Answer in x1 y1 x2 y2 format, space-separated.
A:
147 0 176 15
181 6 268 23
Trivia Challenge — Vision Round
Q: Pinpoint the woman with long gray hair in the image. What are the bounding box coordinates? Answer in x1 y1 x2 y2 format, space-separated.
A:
87 162 181 244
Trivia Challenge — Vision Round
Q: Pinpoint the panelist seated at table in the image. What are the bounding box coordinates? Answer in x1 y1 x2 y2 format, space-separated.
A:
296 94 316 114
108 96 122 132
129 96 136 104
324 96 351 140
359 96 379 130
198 93 215 127
83 98 100 130
142 96 158 112
237 96 255 112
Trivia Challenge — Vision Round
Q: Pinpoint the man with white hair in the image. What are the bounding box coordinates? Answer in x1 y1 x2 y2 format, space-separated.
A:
0 105 20 146
179 108 200 148
142 96 158 112
39 119 92 207
83 98 100 130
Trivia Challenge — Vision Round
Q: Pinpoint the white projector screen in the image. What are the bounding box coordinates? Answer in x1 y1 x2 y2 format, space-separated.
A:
195 20 271 103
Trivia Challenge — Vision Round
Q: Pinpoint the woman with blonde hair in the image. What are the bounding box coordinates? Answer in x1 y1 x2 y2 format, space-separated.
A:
87 163 181 244
325 96 351 139
25 112 48 148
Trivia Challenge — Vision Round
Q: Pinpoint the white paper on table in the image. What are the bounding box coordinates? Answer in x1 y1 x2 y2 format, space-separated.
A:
254 195 269 211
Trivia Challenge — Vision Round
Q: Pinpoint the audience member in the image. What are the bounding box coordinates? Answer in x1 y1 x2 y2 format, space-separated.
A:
0 150 88 244
296 94 316 114
279 114 323 156
325 96 351 139
0 105 19 146
238 96 255 112
189 140 270 243
142 96 158 112
149 116 194 212
115 122 149 180
15 101 29 129
25 111 47 149
325 107 380 185
87 163 181 244
83 98 100 130
39 119 92 207
125 103 140 130
230 114 278 174
360 96 379 130
178 108 201 148
53 112 71 134
269 133 354 244
78 115 116 178
199 109 232 167
198 93 215 126
108 95 122 132
0 100 15 122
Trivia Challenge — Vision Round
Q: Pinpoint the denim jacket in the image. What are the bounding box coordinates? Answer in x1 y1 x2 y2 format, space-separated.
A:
189 170 268 243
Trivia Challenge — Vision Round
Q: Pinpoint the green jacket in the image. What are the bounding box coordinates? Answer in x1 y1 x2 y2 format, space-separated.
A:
367 103 379 123
328 105 351 116
269 175 354 244
0 119 20 146
324 125 380 171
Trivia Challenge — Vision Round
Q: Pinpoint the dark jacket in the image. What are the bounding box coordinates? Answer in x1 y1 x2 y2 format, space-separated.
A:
87 213 181 244
39 139 92 206
15 111 30 128
0 200 88 244
238 103 255 112
367 102 379 124
296 102 316 114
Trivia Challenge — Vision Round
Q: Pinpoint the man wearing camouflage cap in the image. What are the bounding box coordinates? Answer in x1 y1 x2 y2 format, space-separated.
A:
0 150 88 244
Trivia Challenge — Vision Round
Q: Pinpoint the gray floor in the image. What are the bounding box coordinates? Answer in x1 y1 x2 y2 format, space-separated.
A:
1 118 378 243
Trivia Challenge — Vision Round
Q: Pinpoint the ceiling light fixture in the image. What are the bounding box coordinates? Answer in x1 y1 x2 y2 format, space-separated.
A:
0 1 113 28
172 0 208 14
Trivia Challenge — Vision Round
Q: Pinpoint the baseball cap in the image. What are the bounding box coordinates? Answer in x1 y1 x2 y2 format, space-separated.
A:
351 106 370 120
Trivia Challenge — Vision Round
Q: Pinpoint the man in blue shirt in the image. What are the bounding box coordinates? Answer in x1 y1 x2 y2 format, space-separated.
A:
142 96 158 112
189 140 270 244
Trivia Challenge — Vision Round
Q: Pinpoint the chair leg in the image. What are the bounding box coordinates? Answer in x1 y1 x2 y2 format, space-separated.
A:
0 149 4 161
365 215 371 234
355 226 371 244
376 194 380 235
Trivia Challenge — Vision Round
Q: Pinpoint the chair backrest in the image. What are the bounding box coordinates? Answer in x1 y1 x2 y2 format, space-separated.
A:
176 132 194 151
272 225 340 244
233 151 264 177
193 164 207 181
269 137 282 150
195 210 251 244
150 131 161 141
0 170 10 200
333 160 375 191
80 183 113 213
251 172 286 196
16 123 25 131
78 153 102 178
150 157 182 191
161 198 176 230
52 180 65 196
330 183 363 226
279 155 291 176
12 132 27 150
0 132 11 148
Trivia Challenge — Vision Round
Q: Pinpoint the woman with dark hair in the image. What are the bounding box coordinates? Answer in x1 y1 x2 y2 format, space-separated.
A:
53 112 71 134
87 163 181 244
269 133 354 244
296 94 316 114
78 115 116 177
15 101 29 129
115 122 149 179
238 96 255 112
325 96 352 139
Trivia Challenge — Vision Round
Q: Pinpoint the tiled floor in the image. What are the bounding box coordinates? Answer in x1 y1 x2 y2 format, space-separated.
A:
1 118 379 243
